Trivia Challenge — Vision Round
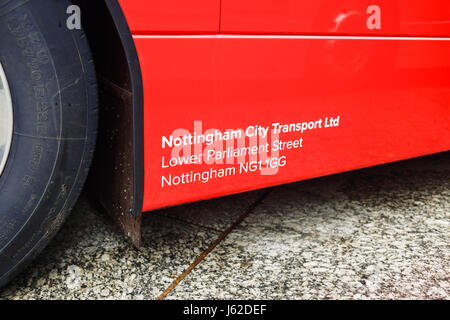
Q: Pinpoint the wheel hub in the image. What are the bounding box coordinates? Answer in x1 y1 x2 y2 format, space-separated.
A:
0 62 13 177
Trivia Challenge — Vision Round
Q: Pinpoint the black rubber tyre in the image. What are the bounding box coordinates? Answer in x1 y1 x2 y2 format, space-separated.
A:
0 0 97 287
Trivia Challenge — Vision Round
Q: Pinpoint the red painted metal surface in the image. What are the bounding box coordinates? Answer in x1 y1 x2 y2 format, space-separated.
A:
117 0 220 34
221 1 450 36
118 2 450 212
135 36 450 211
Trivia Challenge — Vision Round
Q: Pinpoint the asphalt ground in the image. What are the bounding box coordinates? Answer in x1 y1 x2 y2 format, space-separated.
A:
1 152 449 300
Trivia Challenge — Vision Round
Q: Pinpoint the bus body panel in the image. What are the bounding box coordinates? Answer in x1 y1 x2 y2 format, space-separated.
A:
118 0 220 34
117 1 450 212
135 36 450 211
221 0 450 36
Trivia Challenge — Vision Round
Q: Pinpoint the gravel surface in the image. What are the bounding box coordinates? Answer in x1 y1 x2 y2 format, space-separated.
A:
0 152 449 300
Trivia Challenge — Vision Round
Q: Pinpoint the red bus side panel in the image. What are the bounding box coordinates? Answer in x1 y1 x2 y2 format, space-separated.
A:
118 0 220 34
118 1 450 212
134 36 450 211
221 0 450 36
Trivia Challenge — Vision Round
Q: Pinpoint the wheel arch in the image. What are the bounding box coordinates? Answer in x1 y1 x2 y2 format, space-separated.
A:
74 0 144 246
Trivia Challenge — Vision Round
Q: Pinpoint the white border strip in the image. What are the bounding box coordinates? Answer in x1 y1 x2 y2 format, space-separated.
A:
133 34 450 41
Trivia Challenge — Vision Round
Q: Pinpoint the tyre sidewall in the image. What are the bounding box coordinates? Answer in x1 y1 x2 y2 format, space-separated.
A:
0 0 96 281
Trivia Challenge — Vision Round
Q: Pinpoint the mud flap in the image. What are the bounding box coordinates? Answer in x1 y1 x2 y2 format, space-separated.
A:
95 77 142 248
77 0 144 247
